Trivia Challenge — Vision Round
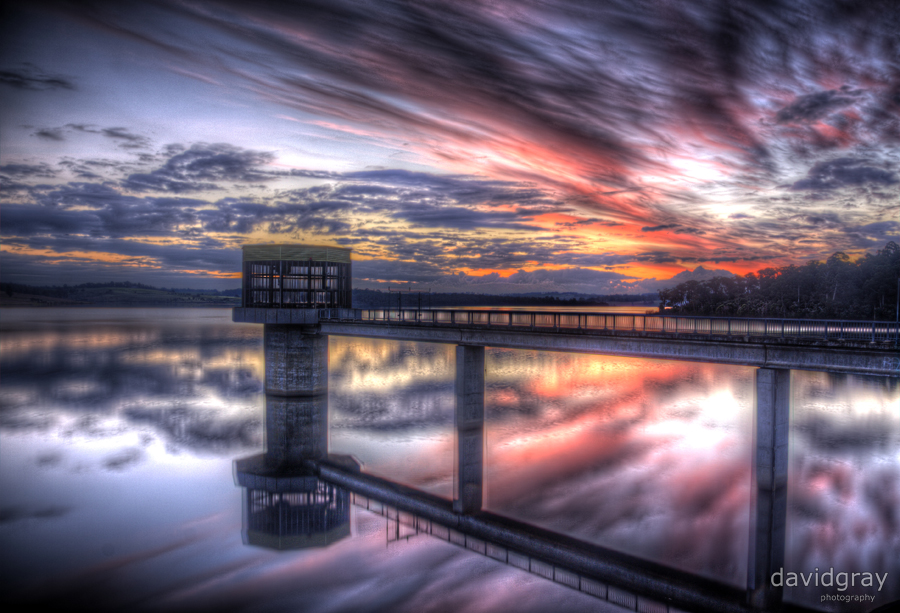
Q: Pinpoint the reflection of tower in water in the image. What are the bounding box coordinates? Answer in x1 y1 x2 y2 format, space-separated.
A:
235 453 351 550
234 306 357 549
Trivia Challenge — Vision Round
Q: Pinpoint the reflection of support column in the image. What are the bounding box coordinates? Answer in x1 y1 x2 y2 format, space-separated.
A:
264 324 327 396
266 395 328 463
748 368 790 610
454 345 484 514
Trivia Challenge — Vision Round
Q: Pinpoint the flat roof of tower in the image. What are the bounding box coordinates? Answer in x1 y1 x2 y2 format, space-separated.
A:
242 243 352 263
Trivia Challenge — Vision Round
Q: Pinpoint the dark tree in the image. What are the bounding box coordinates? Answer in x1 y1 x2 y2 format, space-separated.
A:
659 242 900 320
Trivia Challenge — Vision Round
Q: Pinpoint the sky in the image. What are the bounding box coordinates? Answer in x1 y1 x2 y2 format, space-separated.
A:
1 0 898 294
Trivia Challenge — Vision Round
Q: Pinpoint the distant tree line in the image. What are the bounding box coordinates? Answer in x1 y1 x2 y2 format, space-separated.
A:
658 241 900 320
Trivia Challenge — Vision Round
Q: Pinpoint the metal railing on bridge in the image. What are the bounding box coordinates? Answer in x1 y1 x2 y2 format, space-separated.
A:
317 309 900 343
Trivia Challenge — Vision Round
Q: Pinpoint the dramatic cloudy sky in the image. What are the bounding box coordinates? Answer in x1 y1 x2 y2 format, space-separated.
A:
1 0 898 293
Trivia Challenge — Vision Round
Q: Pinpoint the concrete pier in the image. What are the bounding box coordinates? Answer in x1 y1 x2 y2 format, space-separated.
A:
260 323 330 464
454 345 485 514
234 321 348 549
264 323 327 396
748 368 790 609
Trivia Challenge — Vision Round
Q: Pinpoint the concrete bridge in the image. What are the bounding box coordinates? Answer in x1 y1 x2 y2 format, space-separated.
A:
232 305 897 613
234 307 900 377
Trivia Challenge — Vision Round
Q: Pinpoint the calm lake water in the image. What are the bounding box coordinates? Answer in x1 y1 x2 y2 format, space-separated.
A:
1 308 897 612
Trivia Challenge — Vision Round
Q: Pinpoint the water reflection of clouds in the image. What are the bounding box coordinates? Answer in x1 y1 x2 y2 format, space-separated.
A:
327 339 758 586
1 310 619 612
0 310 264 453
786 372 900 610
484 351 754 586
3 310 899 611
328 338 457 497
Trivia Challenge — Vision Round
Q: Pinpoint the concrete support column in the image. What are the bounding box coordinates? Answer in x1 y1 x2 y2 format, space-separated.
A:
748 368 790 610
265 395 328 464
264 324 327 396
263 324 328 465
454 345 484 514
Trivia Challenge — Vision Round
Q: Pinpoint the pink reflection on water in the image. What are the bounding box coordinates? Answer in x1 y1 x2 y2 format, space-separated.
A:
483 350 754 586
786 372 900 612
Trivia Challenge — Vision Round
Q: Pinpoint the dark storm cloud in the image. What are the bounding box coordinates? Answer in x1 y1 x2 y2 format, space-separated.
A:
354 260 641 294
634 251 680 264
559 253 635 267
5 0 900 286
4 161 554 242
776 89 860 124
0 163 57 179
0 248 239 288
276 169 556 232
66 124 149 146
392 205 541 231
791 157 899 191
842 221 900 248
33 127 65 141
61 0 900 181
0 66 74 90
123 144 277 192
2 203 105 236
31 124 152 148
342 169 559 208
1 158 564 282
555 218 623 228
353 259 444 284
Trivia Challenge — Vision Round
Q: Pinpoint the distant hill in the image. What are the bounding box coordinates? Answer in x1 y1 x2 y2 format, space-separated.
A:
0 282 241 307
660 266 735 288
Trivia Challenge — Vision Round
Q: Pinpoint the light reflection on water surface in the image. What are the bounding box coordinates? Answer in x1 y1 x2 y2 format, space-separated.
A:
1 308 897 612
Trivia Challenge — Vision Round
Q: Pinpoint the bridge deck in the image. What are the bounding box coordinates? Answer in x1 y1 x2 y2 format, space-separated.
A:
232 308 900 376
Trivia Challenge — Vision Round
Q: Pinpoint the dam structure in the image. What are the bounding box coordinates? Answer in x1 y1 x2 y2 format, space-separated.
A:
233 244 898 613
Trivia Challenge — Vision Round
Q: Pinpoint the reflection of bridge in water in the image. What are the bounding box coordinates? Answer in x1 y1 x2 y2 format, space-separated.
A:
233 244 898 613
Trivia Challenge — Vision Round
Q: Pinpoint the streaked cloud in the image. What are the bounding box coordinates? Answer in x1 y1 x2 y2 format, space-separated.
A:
0 65 74 91
1 0 898 291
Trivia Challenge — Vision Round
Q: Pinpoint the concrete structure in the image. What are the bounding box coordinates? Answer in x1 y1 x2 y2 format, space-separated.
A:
748 369 790 610
241 243 352 309
233 289 896 608
234 302 354 549
454 345 484 514
235 453 350 550
310 319 898 377
233 308 900 376
264 324 328 397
